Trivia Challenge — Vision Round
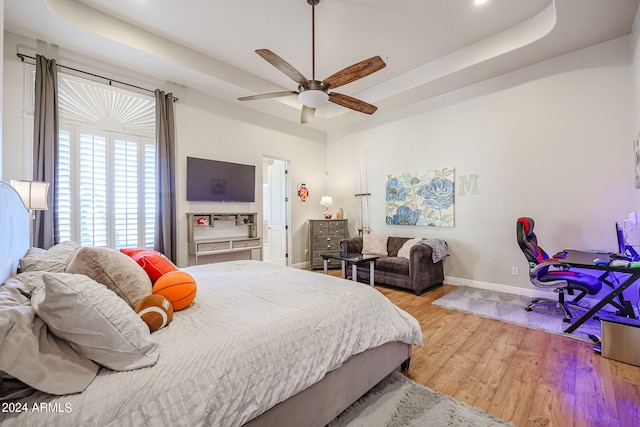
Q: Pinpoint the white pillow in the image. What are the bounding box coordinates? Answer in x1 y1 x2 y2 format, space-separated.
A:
362 234 389 256
31 273 159 371
397 238 422 259
19 241 79 273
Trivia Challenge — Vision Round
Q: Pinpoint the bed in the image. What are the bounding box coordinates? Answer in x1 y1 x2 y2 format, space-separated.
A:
0 180 423 426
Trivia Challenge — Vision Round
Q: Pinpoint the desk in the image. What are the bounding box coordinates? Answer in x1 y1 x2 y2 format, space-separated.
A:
320 253 379 287
557 250 638 333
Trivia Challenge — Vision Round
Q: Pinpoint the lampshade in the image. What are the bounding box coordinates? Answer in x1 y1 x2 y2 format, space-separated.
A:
10 180 50 210
298 89 329 108
320 196 333 206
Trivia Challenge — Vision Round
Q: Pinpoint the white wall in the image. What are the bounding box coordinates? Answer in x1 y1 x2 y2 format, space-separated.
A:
2 32 328 268
327 36 635 298
0 0 4 178
173 89 327 267
632 3 640 223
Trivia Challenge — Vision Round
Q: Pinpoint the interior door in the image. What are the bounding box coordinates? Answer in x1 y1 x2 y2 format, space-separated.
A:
267 160 288 265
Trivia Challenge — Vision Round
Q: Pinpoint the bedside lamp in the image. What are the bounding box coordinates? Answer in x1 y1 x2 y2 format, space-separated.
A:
10 180 50 245
320 196 333 218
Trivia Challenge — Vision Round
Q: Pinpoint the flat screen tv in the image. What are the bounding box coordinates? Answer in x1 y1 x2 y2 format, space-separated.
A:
186 156 256 202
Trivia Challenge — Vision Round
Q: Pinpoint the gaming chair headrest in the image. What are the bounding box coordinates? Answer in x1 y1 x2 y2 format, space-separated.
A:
517 217 534 238
516 217 546 265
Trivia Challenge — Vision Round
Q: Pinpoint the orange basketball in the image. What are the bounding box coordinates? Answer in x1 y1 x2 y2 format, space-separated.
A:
135 294 173 332
152 271 197 311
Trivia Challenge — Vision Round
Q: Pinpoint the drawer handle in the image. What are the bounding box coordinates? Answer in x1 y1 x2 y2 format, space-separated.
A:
327 245 331 248
326 237 331 241
319 230 324 234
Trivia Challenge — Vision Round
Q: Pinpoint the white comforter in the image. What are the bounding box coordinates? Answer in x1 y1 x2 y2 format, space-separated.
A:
1 261 423 427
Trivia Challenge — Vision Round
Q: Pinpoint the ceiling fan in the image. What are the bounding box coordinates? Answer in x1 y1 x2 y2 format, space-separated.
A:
238 0 386 124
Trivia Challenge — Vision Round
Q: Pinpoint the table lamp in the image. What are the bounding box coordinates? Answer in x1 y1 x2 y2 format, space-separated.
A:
320 196 333 218
10 180 50 245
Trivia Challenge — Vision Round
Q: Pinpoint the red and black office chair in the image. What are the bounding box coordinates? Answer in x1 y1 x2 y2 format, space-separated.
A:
516 217 603 322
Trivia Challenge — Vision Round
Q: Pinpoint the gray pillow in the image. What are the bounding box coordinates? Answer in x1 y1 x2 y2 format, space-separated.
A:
18 241 79 273
31 273 159 371
66 247 152 308
0 277 98 397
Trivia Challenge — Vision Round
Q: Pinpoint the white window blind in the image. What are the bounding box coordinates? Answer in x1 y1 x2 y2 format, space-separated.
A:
57 125 156 248
53 71 157 249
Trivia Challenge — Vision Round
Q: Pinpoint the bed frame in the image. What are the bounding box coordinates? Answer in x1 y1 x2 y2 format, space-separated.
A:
0 180 412 426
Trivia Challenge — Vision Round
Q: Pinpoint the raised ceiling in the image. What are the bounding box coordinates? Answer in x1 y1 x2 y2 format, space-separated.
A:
4 0 640 133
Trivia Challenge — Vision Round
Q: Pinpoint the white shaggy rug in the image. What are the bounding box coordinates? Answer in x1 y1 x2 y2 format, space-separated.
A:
328 371 512 427
432 286 602 343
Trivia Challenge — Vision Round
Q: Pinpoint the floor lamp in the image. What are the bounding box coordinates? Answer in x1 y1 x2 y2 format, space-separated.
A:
10 180 50 246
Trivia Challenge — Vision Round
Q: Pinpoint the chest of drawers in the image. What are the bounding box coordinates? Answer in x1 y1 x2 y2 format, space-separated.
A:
308 219 348 270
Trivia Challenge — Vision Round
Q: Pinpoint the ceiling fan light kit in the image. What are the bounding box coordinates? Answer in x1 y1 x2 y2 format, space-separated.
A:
238 0 385 124
298 82 329 108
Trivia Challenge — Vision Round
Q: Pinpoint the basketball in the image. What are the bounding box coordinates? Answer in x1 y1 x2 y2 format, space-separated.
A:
152 271 197 311
134 294 174 332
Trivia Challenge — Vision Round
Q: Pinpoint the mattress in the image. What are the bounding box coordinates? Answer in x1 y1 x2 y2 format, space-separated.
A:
0 260 422 427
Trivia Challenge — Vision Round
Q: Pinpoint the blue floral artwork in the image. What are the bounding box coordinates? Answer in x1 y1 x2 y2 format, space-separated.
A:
385 168 455 227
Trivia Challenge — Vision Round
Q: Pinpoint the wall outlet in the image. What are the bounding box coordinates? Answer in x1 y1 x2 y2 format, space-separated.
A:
512 266 519 276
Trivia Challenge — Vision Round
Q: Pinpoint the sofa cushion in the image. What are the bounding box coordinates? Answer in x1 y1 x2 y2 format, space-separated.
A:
387 237 411 257
397 237 422 259
375 257 409 276
363 234 389 256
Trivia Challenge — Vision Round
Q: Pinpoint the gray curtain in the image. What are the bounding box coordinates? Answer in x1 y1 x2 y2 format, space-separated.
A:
33 54 59 249
154 90 177 262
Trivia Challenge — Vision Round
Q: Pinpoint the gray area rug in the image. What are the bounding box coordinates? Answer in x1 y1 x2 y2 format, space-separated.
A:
432 286 601 343
328 371 512 427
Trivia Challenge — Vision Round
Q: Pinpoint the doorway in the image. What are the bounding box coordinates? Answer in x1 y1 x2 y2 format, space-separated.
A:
262 157 290 266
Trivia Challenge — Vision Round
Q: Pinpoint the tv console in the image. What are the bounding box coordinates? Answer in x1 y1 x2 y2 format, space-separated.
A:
187 212 262 265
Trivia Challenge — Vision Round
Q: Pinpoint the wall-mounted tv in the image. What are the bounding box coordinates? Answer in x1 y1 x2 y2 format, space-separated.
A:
186 156 256 202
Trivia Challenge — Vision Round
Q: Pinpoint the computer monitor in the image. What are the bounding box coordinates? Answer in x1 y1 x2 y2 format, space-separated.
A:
615 222 640 259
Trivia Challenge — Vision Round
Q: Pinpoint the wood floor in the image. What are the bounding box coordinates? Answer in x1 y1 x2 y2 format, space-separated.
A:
322 270 640 427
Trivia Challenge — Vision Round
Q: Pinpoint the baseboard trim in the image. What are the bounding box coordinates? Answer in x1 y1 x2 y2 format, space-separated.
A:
444 276 602 307
444 276 554 298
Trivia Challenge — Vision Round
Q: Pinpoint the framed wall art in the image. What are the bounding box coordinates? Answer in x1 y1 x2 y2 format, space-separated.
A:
385 168 455 227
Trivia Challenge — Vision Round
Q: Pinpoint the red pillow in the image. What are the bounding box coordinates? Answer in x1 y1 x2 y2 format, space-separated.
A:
120 249 178 283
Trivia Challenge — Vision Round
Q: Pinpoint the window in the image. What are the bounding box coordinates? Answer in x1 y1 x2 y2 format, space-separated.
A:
27 67 157 249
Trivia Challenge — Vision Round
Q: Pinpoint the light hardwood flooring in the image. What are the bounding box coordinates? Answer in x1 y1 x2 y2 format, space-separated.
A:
320 269 640 427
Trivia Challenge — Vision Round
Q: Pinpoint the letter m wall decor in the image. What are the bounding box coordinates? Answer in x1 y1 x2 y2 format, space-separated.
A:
385 168 455 227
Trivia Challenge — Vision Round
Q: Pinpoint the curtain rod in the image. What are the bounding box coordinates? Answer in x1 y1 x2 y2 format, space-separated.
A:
16 53 177 101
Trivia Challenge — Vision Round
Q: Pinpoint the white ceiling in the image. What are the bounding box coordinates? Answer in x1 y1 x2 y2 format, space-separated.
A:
4 0 640 133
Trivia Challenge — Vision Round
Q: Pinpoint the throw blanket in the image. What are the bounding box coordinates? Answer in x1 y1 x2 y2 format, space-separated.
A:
418 238 449 263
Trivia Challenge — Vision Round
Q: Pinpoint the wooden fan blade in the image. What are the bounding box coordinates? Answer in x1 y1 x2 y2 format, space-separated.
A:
238 91 297 101
256 49 310 88
329 93 378 115
301 105 316 124
322 56 386 90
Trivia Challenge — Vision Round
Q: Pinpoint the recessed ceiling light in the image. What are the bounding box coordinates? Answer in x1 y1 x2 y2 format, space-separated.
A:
474 0 489 5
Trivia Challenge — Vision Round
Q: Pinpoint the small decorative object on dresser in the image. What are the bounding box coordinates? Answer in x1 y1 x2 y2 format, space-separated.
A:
320 196 333 218
308 219 348 269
